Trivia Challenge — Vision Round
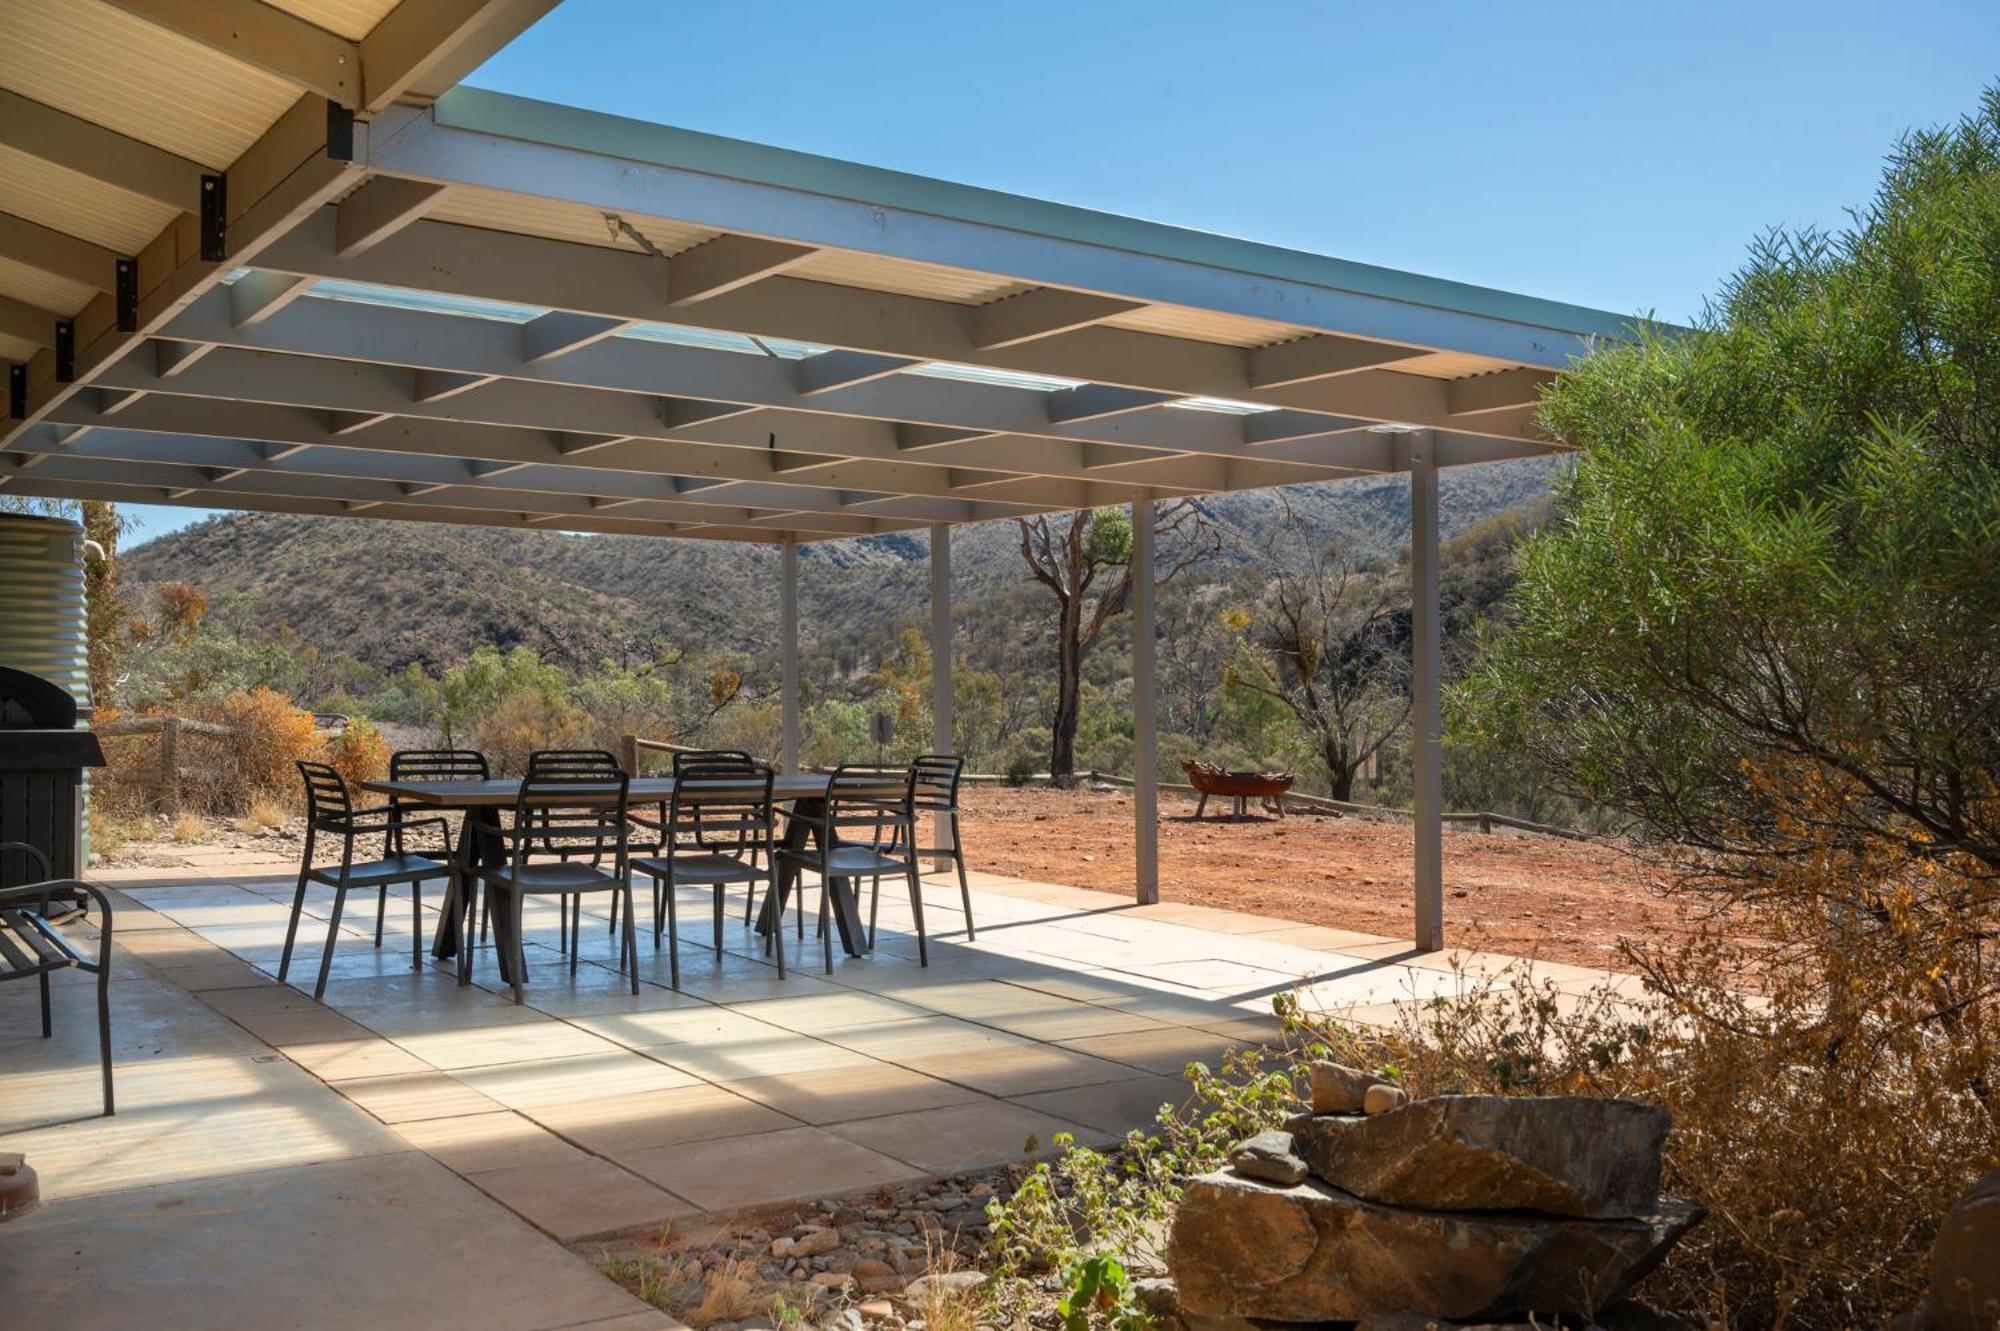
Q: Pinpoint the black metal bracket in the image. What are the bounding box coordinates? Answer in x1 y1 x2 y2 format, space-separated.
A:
54 321 74 383
200 174 226 262
327 103 355 162
115 258 138 333
8 364 24 419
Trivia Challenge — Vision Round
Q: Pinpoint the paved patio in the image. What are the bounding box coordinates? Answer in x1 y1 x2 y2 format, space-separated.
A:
1 851 1629 1329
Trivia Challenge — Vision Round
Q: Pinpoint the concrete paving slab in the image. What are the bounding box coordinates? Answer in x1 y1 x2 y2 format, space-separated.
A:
0 1152 657 1330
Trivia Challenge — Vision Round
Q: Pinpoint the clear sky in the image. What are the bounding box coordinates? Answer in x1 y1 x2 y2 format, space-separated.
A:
118 0 2000 545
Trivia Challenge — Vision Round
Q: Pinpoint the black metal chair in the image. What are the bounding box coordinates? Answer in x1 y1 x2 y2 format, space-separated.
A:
467 767 637 1003
0 842 114 1117
631 759 777 987
850 754 975 944
525 750 625 952
388 748 490 942
777 764 925 973
279 762 453 1000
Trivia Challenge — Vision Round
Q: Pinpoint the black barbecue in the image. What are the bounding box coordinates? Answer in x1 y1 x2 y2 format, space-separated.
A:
0 665 106 889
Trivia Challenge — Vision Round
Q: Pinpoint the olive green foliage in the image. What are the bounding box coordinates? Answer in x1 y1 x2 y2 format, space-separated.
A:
1457 86 2000 878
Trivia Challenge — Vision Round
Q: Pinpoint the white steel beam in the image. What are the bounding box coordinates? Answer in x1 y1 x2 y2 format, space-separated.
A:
1250 333 1429 388
0 211 121 292
229 272 311 326
970 289 1143 349
248 214 1546 444
335 177 451 255
0 89 208 211
100 0 363 107
667 234 819 305
1407 431 1443 951
1131 497 1158 904
780 537 801 771
521 311 632 364
0 295 60 349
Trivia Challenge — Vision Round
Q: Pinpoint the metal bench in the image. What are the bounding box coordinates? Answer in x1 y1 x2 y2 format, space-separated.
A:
0 841 114 1117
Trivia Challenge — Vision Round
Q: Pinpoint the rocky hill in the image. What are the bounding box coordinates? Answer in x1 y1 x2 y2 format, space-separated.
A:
122 456 1565 675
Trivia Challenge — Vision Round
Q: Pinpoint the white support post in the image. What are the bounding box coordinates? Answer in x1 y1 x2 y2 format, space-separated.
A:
779 535 801 774
929 523 956 867
1130 499 1159 904
1408 432 1444 950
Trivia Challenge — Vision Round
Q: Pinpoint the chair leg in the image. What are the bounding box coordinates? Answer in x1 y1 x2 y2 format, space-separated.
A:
479 886 490 943
620 884 640 996
952 814 974 941
905 862 928 967
509 892 528 1005
38 969 51 1038
374 884 387 947
665 877 681 990
868 875 880 950
819 880 834 974
458 881 477 988
96 960 114 1117
713 885 725 955
276 865 312 983
769 880 784 979
570 896 583 977
313 884 349 1001
411 883 424 970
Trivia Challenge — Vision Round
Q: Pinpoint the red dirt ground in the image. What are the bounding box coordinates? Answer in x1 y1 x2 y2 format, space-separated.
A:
960 785 1694 970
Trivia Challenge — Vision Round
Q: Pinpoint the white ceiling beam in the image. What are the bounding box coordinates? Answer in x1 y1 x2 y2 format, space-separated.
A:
229 272 311 326
100 0 363 107
154 339 218 378
792 350 919 396
1448 368 1556 416
359 0 565 112
0 89 209 210
157 285 1356 458
248 215 1538 443
970 289 1144 349
0 295 61 350
1249 333 1429 388
1046 385 1175 423
335 177 451 255
666 235 819 305
412 369 493 402
0 211 121 292
521 311 632 364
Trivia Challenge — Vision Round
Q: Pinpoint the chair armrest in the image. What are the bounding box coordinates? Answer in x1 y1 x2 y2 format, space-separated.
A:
0 841 54 880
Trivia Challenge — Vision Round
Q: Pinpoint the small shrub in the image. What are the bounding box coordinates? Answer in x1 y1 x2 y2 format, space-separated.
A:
244 794 288 831
1004 750 1039 787
184 687 323 812
328 716 388 790
171 811 207 843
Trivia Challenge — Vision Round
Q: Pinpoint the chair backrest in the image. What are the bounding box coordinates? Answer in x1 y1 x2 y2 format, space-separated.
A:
671 748 753 775
511 768 631 866
824 763 915 835
528 749 626 778
297 760 352 829
910 754 965 812
390 749 490 782
669 760 775 855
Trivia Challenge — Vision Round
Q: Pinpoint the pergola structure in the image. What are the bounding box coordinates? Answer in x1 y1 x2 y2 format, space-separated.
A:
0 0 1638 948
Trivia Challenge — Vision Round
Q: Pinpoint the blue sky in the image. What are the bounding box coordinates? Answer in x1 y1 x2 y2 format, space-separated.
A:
119 0 2000 545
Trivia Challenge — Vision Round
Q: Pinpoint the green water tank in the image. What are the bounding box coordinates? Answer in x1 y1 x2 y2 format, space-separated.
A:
0 512 92 710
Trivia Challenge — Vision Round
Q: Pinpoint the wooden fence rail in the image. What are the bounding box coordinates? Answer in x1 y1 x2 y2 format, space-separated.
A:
93 715 235 814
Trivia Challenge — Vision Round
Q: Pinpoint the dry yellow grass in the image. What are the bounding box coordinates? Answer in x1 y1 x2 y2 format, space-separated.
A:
170 811 207 843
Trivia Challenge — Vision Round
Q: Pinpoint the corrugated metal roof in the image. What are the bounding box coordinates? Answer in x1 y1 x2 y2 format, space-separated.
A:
429 189 720 255
0 0 302 169
266 0 399 42
788 251 1030 305
1103 304 1314 348
0 144 177 254
1392 351 1522 380
0 254 95 318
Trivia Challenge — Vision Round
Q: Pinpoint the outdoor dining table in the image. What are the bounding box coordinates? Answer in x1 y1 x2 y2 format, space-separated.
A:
360 772 876 978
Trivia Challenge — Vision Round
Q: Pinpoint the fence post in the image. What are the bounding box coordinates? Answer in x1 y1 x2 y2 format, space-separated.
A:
160 716 181 814
620 734 639 778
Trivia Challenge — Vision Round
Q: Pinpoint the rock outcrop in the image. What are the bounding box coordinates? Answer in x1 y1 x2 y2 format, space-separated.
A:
1287 1094 1670 1219
1908 1166 2000 1331
1168 1170 1700 1323
1166 1086 1698 1326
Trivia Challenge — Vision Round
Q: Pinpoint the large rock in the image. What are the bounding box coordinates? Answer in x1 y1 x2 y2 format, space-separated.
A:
1309 1061 1379 1113
1288 1094 1670 1219
1916 1167 2000 1331
1167 1170 1701 1323
1228 1130 1309 1186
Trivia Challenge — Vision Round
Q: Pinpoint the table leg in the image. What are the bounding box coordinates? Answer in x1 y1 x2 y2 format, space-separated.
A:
758 799 867 957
